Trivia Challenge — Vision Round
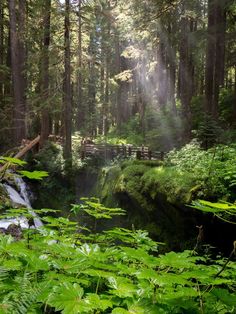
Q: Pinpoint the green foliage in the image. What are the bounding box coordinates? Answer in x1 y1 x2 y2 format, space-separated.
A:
0 157 27 166
145 108 183 151
219 89 236 126
166 141 236 200
142 166 197 204
28 143 75 210
115 163 152 210
191 200 236 224
71 198 126 223
193 115 222 149
17 170 48 180
100 142 236 208
0 157 48 184
0 200 235 313
109 114 145 146
32 142 64 175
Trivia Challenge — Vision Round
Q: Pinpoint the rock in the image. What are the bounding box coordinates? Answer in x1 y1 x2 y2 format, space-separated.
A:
6 224 23 240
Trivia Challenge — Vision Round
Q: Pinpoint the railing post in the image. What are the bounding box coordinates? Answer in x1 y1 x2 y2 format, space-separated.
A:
141 144 144 159
122 145 126 158
136 150 141 160
81 144 85 160
160 151 164 160
128 145 132 157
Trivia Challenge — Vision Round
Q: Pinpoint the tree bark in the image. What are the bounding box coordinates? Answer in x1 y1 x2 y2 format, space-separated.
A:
205 0 216 116
179 15 194 140
104 30 110 135
87 24 97 137
212 0 227 114
40 0 51 147
115 32 122 131
63 0 72 162
0 2 4 102
76 0 83 131
157 32 168 108
167 21 177 114
8 0 26 145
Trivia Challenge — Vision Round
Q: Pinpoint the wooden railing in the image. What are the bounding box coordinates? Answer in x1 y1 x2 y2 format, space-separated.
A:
80 143 165 161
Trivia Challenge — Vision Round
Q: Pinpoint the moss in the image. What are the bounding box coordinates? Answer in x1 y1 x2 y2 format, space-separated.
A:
141 166 201 204
95 160 201 251
98 161 203 214
114 164 154 211
0 184 11 211
121 159 163 169
97 165 121 206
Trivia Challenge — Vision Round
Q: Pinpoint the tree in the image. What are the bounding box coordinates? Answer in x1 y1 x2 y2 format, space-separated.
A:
40 0 52 146
63 0 72 161
76 0 83 132
8 0 26 145
205 0 228 118
1 0 236 154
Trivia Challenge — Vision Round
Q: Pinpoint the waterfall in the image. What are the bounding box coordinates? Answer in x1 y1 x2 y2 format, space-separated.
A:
0 177 43 229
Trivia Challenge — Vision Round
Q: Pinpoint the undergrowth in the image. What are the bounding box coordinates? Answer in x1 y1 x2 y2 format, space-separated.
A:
0 199 235 314
0 157 236 313
108 141 236 206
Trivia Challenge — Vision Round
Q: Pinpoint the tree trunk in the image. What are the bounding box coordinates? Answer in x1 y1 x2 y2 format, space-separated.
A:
100 16 112 136
8 0 26 145
104 32 110 135
205 0 216 116
63 0 72 162
167 21 177 114
179 15 193 140
115 32 122 131
0 2 4 102
76 0 83 132
157 32 168 108
40 0 51 147
87 26 97 137
212 0 227 114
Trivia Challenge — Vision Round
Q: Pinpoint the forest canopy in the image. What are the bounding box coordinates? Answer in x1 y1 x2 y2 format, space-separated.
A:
0 0 236 155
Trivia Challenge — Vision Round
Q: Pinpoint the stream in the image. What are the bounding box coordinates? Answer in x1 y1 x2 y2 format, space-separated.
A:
0 176 43 229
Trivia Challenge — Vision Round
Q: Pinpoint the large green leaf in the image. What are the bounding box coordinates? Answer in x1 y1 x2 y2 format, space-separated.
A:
18 170 48 180
0 157 27 166
47 283 85 314
211 288 236 306
108 276 137 298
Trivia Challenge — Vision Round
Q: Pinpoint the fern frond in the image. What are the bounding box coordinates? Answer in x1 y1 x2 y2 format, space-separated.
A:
0 267 8 282
2 272 41 314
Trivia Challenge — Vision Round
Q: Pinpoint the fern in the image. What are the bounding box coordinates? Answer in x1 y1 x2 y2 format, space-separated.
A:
2 272 41 314
0 197 235 313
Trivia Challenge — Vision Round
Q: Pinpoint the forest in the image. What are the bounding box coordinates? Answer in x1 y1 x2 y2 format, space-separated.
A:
0 0 236 313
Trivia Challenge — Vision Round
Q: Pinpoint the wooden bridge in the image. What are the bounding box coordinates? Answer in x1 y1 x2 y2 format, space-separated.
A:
80 143 165 161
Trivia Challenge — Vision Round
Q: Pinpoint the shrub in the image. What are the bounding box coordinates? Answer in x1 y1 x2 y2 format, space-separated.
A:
0 199 235 314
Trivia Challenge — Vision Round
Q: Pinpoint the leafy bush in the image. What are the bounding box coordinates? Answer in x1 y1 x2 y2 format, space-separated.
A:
165 141 236 200
191 199 236 224
219 89 236 126
0 200 235 314
25 144 75 210
194 115 223 149
108 114 145 146
99 142 236 211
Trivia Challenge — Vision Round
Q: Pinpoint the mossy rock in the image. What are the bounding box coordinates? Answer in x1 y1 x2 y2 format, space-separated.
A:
141 166 201 204
96 160 201 250
0 184 12 211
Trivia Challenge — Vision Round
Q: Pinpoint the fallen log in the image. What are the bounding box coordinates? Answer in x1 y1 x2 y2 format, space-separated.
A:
0 135 40 174
14 135 40 159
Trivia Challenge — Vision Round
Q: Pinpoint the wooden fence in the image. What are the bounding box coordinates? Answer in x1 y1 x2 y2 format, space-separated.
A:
80 143 165 161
